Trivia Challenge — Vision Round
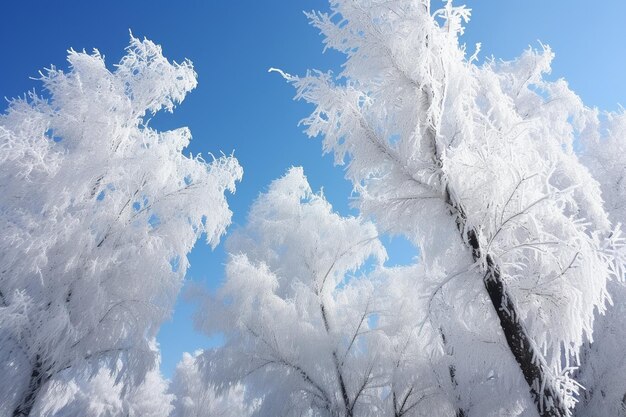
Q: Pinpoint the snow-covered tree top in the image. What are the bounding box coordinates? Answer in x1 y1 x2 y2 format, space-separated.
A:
0 35 242 416
275 1 626 414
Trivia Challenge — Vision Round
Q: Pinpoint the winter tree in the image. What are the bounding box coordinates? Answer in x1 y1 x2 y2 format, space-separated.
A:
573 111 626 416
169 351 254 417
194 167 470 417
274 1 625 416
0 35 242 417
194 167 387 416
29 350 173 417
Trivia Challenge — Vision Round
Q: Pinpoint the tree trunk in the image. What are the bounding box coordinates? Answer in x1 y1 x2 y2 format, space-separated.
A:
421 67 568 415
447 193 568 417
319 302 352 417
12 357 46 417
439 327 467 417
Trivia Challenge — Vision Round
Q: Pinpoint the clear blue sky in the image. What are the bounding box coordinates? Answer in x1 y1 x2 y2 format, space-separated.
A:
2 1 626 378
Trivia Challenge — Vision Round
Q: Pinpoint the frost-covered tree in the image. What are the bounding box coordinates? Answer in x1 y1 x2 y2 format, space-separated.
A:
0 36 242 417
574 111 626 417
194 167 466 417
29 353 173 417
169 351 254 417
194 167 387 416
274 1 625 416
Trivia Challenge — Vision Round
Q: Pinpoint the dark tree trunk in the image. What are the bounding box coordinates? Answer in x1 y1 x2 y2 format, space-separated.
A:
448 193 568 417
12 356 46 417
422 72 567 414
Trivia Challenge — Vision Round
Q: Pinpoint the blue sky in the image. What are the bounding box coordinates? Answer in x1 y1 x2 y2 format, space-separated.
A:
2 1 626 378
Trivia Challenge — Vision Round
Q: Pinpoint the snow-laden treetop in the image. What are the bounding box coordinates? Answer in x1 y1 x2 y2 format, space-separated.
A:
0 35 242 417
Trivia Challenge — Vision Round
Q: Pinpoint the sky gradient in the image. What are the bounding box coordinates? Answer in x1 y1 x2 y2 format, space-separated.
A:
2 1 625 378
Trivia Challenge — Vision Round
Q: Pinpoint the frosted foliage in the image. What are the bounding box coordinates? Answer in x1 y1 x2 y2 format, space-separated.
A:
30 364 174 417
383 263 538 417
575 111 626 416
277 0 625 415
0 36 242 415
573 283 626 417
195 167 389 417
170 352 254 417
371 264 508 417
581 111 626 226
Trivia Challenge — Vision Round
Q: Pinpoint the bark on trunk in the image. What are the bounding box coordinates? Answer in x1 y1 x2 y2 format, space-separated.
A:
448 194 568 417
12 357 46 417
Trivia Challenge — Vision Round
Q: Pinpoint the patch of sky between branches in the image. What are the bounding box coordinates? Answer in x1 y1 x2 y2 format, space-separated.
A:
340 233 419 290
44 128 62 143
148 213 161 228
383 234 419 267
388 133 401 145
